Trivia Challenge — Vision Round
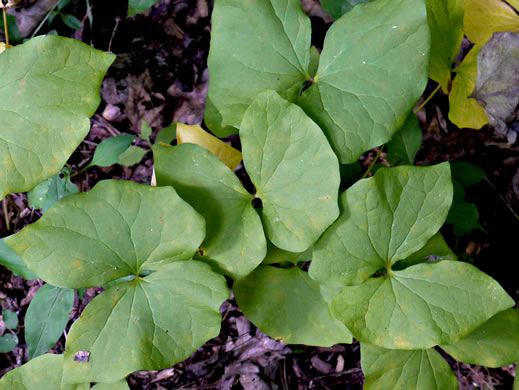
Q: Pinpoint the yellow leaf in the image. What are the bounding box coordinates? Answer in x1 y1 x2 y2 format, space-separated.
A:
448 44 488 129
176 123 242 170
0 43 12 53
465 0 519 44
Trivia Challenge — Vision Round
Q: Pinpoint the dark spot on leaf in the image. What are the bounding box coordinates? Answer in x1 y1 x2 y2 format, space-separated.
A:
199 249 205 257
59 172 65 179
74 351 90 362
300 78 314 95
252 197 263 209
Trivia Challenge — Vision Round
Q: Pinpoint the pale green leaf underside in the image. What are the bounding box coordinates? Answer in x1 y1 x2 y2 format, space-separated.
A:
25 284 75 360
262 241 311 265
0 354 64 390
206 0 311 136
0 36 115 198
153 143 266 280
91 380 129 390
235 266 352 346
0 238 38 280
89 134 134 168
361 343 458 390
241 90 340 252
6 180 205 288
298 0 430 163
62 261 229 384
332 261 514 349
441 308 519 367
27 169 79 214
425 0 465 91
128 0 160 17
309 164 453 287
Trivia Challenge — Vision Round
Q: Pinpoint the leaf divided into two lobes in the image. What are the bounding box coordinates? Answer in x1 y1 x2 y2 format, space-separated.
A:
207 0 430 163
309 164 514 349
0 36 115 198
155 90 340 278
5 181 230 383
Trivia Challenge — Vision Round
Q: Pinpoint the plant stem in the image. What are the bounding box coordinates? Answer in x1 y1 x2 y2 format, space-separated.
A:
414 84 441 114
30 0 60 38
2 196 9 232
2 8 9 46
362 146 384 179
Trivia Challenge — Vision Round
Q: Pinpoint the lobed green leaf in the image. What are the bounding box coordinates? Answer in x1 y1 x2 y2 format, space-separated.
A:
361 343 458 390
0 36 115 198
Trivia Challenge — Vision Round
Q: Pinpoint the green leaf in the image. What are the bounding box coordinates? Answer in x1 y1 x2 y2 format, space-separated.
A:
310 164 453 287
2 309 18 330
386 113 422 166
425 0 464 91
515 373 519 390
6 180 205 288
262 241 311 265
25 284 75 360
89 134 134 168
241 90 340 252
392 233 457 271
28 169 79 214
450 162 485 188
0 333 18 353
441 308 519 368
154 143 266 279
234 266 352 346
446 200 484 237
0 238 38 280
0 353 85 390
298 0 430 163
155 123 177 145
0 36 115 198
320 0 375 19
0 13 21 44
206 0 311 136
117 146 148 167
62 260 229 384
361 343 458 390
308 46 320 78
60 14 83 30
128 0 160 17
139 121 152 143
91 380 129 390
332 261 514 349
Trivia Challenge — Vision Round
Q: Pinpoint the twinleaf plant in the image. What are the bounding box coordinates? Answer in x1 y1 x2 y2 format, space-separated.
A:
0 0 516 388
0 36 114 198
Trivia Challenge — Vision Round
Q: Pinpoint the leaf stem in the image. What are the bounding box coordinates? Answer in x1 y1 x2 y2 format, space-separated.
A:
414 84 441 114
2 8 9 46
2 196 10 232
362 146 384 179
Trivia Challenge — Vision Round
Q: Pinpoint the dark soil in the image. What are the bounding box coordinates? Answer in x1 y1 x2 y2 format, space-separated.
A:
0 0 518 389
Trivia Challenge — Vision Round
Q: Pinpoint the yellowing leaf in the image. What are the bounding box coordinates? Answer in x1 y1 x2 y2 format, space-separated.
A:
465 0 519 45
448 44 489 129
0 43 12 54
176 123 242 171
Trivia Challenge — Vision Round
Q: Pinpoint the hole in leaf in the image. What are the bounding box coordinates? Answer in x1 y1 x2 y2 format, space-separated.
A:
73 351 90 363
251 197 263 209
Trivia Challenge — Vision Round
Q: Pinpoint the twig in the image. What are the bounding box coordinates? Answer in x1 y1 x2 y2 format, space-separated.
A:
2 196 9 232
484 177 519 222
30 0 60 38
414 84 441 114
361 146 384 179
2 8 9 45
